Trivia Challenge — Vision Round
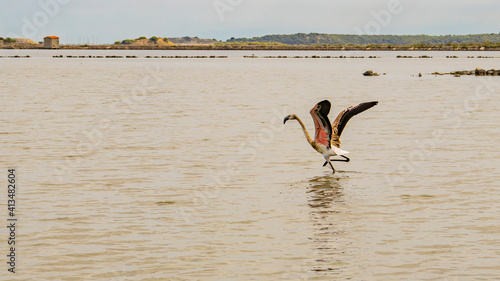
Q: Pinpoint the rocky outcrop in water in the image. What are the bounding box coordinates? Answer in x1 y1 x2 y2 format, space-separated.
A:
475 68 487 76
363 70 380 76
432 68 500 77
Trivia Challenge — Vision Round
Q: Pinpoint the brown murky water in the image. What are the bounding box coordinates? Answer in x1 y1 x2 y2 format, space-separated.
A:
1 50 500 280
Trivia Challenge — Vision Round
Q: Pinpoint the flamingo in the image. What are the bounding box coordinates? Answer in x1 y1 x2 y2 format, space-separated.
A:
283 100 378 173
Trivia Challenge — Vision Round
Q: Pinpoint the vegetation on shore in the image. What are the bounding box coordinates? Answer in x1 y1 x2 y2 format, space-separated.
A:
0 37 16 43
227 33 500 46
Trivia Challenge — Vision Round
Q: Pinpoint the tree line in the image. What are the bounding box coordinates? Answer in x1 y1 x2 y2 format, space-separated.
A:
227 33 500 45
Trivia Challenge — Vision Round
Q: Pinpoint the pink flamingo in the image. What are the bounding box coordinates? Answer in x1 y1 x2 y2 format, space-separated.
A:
284 100 378 173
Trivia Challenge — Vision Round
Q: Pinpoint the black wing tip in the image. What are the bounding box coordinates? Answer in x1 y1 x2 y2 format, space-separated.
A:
317 100 331 117
358 101 378 110
318 100 331 108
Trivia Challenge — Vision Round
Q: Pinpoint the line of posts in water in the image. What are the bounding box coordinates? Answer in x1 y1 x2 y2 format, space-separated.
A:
0 55 499 59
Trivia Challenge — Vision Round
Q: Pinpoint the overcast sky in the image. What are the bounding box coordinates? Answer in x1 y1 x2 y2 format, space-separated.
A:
1 0 499 44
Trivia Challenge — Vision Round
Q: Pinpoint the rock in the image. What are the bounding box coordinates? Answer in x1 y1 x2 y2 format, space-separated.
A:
475 68 487 76
363 70 379 76
452 70 470 75
433 68 500 77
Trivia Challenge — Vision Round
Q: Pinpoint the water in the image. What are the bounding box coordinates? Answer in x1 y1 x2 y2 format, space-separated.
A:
1 50 500 280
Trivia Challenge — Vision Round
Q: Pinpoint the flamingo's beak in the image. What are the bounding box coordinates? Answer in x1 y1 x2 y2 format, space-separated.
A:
283 115 291 124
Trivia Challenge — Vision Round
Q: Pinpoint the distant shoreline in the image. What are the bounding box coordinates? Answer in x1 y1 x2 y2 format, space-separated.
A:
3 33 500 51
3 45 500 51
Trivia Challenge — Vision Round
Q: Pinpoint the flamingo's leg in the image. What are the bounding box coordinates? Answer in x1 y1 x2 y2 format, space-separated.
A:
323 156 350 167
328 162 335 173
333 155 350 162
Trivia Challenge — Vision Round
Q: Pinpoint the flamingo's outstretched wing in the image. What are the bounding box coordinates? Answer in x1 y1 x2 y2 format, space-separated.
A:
332 101 378 137
310 100 332 148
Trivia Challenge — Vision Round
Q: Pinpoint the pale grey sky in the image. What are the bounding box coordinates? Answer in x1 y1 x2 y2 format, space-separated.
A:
1 0 499 44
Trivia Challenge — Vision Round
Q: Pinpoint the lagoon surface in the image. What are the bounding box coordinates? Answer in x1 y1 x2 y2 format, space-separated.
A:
1 50 500 280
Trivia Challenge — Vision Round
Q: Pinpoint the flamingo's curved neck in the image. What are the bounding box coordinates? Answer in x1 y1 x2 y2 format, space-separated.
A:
294 117 313 145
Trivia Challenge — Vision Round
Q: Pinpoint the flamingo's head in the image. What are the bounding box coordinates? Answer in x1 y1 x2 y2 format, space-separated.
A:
283 114 297 124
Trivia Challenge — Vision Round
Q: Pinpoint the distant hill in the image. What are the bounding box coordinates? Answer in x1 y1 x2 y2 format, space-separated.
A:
226 33 500 45
114 36 217 46
115 36 175 46
168 37 218 45
0 37 38 45
14 38 38 45
129 38 175 47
